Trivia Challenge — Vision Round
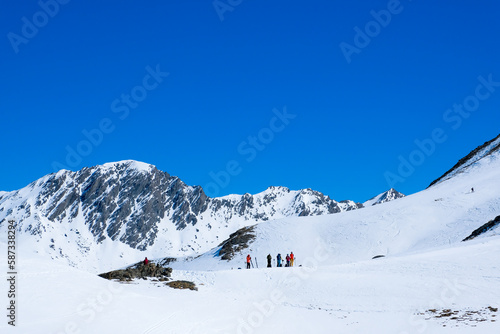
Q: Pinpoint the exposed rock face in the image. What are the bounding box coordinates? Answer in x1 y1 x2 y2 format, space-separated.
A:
0 160 362 261
166 281 198 291
218 225 256 261
99 261 173 281
462 215 500 241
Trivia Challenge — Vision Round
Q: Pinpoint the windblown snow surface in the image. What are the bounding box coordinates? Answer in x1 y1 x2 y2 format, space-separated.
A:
1 151 500 333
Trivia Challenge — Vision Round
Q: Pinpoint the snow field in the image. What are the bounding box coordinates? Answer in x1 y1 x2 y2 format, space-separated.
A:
1 234 499 333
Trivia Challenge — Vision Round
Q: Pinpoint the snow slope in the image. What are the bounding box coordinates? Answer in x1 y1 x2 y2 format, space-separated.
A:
429 133 500 187
168 149 500 272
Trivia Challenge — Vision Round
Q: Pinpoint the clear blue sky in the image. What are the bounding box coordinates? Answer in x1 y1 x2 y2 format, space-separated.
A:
1 0 500 203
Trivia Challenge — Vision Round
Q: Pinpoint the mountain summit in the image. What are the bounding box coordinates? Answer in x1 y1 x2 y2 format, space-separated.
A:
364 188 405 207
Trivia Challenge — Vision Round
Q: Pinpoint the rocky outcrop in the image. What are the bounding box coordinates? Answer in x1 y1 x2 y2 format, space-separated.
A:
166 281 198 291
218 225 256 261
99 261 172 281
462 215 500 241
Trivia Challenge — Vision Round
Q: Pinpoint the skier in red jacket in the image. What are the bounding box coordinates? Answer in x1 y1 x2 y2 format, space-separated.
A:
246 254 251 269
286 254 290 267
144 257 149 266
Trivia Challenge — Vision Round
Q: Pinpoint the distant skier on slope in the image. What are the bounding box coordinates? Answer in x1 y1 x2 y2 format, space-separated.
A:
144 257 149 266
290 252 295 267
267 254 272 268
277 253 282 267
286 254 290 267
246 254 251 269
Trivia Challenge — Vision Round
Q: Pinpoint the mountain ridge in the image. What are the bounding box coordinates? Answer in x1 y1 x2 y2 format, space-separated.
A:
428 133 500 187
0 160 364 270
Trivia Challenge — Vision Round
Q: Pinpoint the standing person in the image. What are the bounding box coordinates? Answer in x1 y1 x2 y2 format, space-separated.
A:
144 257 149 266
290 252 294 267
267 254 272 268
277 253 282 267
286 254 290 267
246 254 251 269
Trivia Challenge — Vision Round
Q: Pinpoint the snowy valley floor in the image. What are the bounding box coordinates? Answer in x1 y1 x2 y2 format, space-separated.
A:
2 235 499 334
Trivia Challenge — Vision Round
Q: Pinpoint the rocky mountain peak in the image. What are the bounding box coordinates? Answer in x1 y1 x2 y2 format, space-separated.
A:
364 188 405 207
0 161 362 263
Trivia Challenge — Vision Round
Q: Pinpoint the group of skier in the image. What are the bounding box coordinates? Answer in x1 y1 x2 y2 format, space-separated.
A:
246 252 295 269
268 252 294 268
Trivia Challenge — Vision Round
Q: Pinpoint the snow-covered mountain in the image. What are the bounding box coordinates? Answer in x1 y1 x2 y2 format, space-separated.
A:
1 133 499 275
0 161 361 271
363 188 405 206
2 134 500 334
